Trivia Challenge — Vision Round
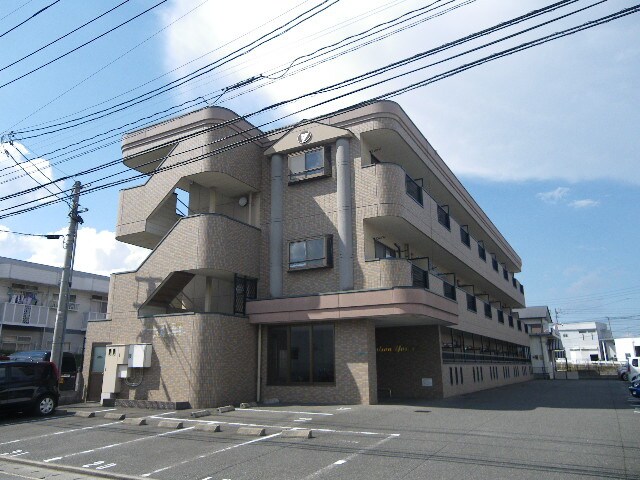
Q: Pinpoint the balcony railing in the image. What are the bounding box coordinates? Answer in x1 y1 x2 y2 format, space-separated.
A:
48 301 80 311
0 303 55 327
437 205 450 230
442 351 530 364
84 312 108 322
484 302 492 318
405 174 423 206
411 264 429 289
466 293 476 312
443 281 456 301
460 226 470 247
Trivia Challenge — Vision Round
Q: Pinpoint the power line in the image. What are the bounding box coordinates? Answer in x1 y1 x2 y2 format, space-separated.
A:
3 2 638 220
2 0 214 134
5 0 343 135
0 228 62 239
0 0 61 40
0 0 168 91
0 0 580 183
0 0 36 22
0 0 132 74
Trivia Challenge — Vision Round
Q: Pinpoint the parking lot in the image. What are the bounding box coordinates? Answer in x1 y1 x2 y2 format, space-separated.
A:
1 379 638 480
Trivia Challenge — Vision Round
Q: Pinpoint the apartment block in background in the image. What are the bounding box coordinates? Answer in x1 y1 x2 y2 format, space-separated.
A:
84 101 532 408
0 256 109 355
514 306 563 378
557 321 615 362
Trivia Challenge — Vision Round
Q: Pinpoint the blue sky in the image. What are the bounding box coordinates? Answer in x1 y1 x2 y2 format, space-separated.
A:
0 0 638 336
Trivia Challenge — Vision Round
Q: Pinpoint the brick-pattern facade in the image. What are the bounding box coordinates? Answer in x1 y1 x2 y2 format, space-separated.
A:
85 102 533 409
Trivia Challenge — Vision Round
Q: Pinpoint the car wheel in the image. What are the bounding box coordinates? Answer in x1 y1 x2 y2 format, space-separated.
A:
34 395 56 416
622 373 629 381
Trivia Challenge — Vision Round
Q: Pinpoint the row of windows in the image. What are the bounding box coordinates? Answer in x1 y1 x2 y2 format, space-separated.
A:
441 327 531 364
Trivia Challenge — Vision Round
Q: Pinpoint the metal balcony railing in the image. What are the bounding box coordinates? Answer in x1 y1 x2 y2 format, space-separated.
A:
405 174 423 206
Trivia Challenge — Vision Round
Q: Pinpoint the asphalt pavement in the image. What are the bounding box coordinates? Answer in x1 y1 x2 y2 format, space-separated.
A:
0 379 637 480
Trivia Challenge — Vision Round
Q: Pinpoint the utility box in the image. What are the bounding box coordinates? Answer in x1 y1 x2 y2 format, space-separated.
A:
102 345 128 394
128 344 152 368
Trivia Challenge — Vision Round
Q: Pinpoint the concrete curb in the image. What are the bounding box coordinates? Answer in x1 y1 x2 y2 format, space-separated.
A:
194 423 222 432
104 413 126 420
0 456 147 479
74 411 95 418
237 427 266 436
281 429 313 439
216 405 235 414
190 409 211 418
239 402 258 409
123 417 147 426
158 420 183 429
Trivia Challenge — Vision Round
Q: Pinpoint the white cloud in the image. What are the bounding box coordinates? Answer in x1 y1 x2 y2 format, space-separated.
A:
536 187 570 204
0 225 148 276
0 142 65 210
569 199 600 208
158 0 640 185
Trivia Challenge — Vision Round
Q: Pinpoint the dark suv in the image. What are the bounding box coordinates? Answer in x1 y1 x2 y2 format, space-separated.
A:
9 351 78 391
0 361 60 416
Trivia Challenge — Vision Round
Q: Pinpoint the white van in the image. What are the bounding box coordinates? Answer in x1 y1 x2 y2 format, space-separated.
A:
628 357 640 383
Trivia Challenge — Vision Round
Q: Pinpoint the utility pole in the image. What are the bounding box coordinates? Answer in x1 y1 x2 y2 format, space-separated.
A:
51 181 83 370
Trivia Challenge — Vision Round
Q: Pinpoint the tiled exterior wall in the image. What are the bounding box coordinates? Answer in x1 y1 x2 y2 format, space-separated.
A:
441 362 533 398
260 320 377 405
83 313 256 408
376 326 443 400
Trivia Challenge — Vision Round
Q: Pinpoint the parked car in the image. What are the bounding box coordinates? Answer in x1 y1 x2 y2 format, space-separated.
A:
0 360 60 416
629 380 640 398
8 351 78 391
618 364 629 381
629 357 640 383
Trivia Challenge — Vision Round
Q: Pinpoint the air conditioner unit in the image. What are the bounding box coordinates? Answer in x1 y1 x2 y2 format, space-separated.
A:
67 303 79 311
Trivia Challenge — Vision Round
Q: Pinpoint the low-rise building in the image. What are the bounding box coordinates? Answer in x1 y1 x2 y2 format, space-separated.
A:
514 306 562 378
84 101 533 408
557 321 614 363
614 337 640 361
0 256 109 355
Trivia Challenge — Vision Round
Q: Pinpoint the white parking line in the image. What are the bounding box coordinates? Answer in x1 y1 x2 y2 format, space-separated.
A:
147 415 400 436
238 409 333 416
43 427 195 463
0 420 124 446
140 432 283 477
302 435 397 479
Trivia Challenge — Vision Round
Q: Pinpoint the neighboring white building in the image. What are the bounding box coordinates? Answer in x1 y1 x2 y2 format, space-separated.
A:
0 256 109 355
514 306 563 379
557 321 614 363
614 337 640 361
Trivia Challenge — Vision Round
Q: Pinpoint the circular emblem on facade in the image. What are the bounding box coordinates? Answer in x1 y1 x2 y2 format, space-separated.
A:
297 131 312 144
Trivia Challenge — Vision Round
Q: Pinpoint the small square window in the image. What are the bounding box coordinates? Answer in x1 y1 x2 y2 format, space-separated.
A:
288 236 333 270
288 147 331 183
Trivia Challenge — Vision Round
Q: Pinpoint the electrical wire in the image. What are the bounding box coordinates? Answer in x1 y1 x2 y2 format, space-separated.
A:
0 0 169 91
0 0 36 22
0 0 132 74
0 228 62 239
1 2 637 215
3 1 638 219
0 0 61 40
0 0 578 182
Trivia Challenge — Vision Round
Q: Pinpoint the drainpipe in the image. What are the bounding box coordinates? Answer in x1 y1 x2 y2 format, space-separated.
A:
256 324 262 403
269 154 283 297
336 137 353 291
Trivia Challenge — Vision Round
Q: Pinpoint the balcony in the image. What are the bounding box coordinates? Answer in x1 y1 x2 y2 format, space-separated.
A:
361 162 525 307
0 303 54 328
84 312 108 322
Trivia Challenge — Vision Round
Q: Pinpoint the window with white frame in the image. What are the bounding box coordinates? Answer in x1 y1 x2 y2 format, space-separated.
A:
288 235 333 270
288 146 331 183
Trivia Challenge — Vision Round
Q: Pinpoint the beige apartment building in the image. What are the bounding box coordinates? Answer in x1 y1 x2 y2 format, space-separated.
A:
83 101 532 408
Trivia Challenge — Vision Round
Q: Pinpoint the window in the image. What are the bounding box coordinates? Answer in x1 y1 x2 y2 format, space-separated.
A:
502 268 508 281
288 147 331 183
267 324 335 384
411 264 429 289
517 320 522 331
460 226 470 247
374 239 397 259
497 310 504 324
289 236 333 270
491 255 499 272
484 303 492 319
443 282 456 301
437 205 450 230
478 241 486 261
508 315 514 328
519 284 524 294
405 174 423 206
524 324 529 334
512 277 517 288
466 293 477 312
12 364 36 382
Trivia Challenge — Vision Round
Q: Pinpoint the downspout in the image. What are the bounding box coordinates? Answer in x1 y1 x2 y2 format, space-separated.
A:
256 324 262 403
